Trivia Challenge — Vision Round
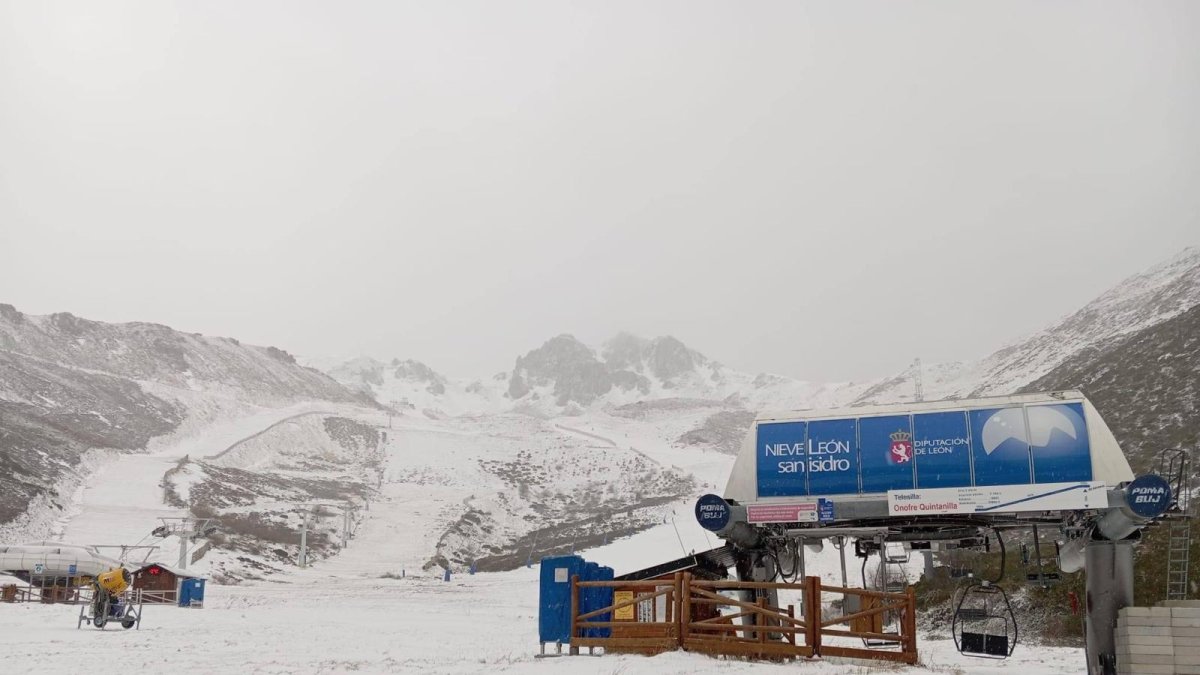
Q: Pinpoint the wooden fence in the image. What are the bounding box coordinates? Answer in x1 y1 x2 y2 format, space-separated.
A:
569 573 917 664
2 584 173 606
1 583 82 604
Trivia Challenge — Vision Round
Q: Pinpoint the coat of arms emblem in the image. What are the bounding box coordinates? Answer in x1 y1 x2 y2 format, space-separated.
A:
889 430 913 464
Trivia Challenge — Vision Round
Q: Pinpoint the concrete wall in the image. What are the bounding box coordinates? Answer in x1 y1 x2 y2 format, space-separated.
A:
1116 601 1200 675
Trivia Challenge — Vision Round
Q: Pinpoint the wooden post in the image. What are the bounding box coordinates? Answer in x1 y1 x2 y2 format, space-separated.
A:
681 572 692 649
904 585 918 658
806 576 822 656
787 605 796 646
569 574 580 655
666 579 674 625
758 597 767 644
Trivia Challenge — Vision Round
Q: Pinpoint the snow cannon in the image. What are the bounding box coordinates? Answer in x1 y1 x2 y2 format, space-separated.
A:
96 567 131 596
80 567 140 630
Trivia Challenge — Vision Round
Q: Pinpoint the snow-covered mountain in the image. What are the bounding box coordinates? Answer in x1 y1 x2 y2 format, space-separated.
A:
506 332 867 411
317 333 864 423
0 304 374 536
311 246 1200 463
301 355 510 417
1021 301 1200 471
5 246 1197 586
0 306 368 403
856 246 1200 404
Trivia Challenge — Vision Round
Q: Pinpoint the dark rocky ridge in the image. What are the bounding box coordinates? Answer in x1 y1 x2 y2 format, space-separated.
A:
0 304 374 528
1020 302 1200 473
677 409 757 455
0 350 182 523
854 247 1200 404
0 304 366 404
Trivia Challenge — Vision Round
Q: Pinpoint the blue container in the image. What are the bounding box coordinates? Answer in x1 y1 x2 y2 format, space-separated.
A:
595 566 614 638
178 578 206 607
538 555 584 643
581 562 600 637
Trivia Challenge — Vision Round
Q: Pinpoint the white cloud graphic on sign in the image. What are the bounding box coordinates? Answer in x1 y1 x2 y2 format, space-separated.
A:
981 406 1079 455
980 408 1028 455
1026 406 1079 447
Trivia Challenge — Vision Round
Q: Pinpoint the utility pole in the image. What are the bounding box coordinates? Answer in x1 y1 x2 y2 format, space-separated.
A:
178 533 191 569
299 510 310 568
157 517 213 570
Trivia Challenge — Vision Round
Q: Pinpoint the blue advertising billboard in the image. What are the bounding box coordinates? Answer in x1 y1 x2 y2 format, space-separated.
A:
1028 402 1092 483
757 421 808 497
859 415 916 493
755 401 1094 498
970 407 1032 486
805 418 859 495
912 411 972 488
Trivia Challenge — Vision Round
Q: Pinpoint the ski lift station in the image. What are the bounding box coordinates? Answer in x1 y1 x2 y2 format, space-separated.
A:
712 390 1180 672
540 390 1190 674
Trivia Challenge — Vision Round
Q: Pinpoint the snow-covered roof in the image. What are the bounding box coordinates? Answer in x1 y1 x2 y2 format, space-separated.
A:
133 562 204 579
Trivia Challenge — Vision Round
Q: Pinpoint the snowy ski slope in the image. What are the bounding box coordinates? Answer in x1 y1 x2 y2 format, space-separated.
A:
0 402 1091 674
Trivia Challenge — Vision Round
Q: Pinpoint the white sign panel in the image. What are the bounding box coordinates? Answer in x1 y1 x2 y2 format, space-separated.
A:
887 481 1106 516
747 502 819 523
33 563 44 574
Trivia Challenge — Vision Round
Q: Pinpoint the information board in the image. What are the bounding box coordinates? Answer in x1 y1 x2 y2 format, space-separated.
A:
886 481 1106 515
756 402 1093 498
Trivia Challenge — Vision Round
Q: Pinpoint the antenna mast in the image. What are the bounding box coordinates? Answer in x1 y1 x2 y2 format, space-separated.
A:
912 358 925 402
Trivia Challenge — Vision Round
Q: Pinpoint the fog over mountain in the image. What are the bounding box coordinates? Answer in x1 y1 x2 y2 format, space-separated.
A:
3 2 1197 383
3 245 1197 566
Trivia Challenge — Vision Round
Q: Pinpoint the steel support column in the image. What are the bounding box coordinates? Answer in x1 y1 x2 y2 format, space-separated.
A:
1084 538 1135 675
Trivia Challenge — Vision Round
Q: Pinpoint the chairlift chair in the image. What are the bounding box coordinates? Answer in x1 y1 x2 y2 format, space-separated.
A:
884 541 910 565
946 537 989 579
857 552 905 649
948 547 973 579
952 581 1017 659
1022 525 1061 588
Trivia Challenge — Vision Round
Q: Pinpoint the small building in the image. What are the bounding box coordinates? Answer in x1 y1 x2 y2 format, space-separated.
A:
605 546 734 651
131 563 203 604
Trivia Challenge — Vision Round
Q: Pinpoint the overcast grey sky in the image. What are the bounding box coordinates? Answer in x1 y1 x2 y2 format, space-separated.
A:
1 1 1197 382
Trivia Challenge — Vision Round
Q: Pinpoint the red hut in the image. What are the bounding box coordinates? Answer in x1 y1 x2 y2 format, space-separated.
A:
130 563 203 604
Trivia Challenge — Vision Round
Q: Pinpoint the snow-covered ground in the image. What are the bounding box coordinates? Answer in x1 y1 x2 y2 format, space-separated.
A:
0 520 1087 674
1 402 1092 673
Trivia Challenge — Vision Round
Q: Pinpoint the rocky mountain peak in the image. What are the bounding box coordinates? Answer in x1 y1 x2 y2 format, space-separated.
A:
508 332 717 406
601 332 649 372
508 334 611 404
645 335 708 382
391 359 447 395
602 333 710 382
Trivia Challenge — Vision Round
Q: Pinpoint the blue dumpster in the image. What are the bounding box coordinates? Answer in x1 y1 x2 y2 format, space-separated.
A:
580 562 600 637
178 578 206 608
595 566 614 638
538 555 584 644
